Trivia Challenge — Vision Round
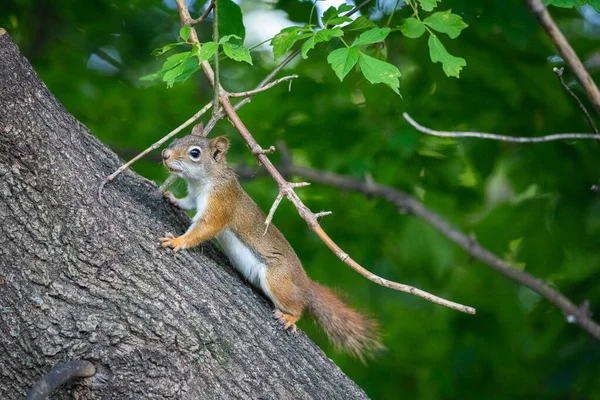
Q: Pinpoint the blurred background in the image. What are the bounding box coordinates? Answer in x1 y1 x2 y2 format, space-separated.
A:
2 0 600 398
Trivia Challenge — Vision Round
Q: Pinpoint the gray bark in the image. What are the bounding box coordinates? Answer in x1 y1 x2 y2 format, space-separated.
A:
0 31 368 400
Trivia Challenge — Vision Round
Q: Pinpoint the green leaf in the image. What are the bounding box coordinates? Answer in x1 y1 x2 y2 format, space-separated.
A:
342 16 378 32
174 56 201 83
179 26 191 42
424 10 468 39
301 28 343 59
322 4 354 26
161 52 191 71
399 18 426 38
316 27 344 42
327 16 353 26
301 36 316 59
327 47 360 81
219 34 242 45
163 54 192 87
419 0 441 11
151 42 186 57
427 34 466 78
222 43 253 65
196 42 218 63
271 27 302 59
351 27 391 47
218 0 245 44
358 53 401 94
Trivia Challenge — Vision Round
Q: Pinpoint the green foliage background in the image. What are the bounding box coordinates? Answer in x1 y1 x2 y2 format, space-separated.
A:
2 0 600 398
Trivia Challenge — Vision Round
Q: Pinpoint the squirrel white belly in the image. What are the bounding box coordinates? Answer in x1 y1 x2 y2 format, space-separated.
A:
159 123 382 360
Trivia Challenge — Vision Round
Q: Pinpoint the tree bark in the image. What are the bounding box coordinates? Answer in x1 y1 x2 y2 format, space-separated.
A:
0 31 368 400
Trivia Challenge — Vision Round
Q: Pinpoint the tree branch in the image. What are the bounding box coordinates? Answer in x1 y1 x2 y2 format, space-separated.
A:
188 0 215 26
403 113 600 142
525 0 600 115
264 143 600 341
228 75 298 98
174 0 476 315
553 67 599 135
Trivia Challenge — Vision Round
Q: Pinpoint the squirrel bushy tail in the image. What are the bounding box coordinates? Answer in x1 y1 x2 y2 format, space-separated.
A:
306 280 383 362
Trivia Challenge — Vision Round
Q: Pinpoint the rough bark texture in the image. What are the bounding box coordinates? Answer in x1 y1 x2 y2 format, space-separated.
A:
0 31 368 400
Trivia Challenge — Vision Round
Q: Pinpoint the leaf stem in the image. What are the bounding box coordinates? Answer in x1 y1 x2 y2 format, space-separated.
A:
309 0 318 26
340 37 350 48
386 0 401 27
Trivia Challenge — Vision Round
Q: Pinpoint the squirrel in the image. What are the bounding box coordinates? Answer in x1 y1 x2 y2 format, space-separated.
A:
159 123 382 361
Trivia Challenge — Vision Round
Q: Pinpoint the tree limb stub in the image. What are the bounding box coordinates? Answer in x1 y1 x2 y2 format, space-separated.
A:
0 31 368 399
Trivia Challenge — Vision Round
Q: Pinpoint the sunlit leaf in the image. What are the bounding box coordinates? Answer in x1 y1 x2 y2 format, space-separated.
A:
196 42 218 63
427 34 466 78
222 43 253 65
179 26 191 42
151 42 186 57
327 47 360 81
399 18 426 38
342 16 378 32
358 52 401 94
419 0 441 11
424 10 468 39
352 27 391 47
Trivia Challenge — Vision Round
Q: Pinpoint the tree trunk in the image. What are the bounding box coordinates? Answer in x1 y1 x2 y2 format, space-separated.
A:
0 30 368 400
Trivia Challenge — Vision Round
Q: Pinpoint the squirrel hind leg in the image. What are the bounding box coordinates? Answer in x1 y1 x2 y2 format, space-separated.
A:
273 310 299 333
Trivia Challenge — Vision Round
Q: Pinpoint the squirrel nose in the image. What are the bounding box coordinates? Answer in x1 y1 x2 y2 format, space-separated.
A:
162 149 172 160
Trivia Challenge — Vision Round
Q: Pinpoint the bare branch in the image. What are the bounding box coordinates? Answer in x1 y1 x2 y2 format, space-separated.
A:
175 0 476 315
264 192 284 235
99 102 213 201
553 67 599 135
228 75 298 98
403 113 600 143
279 161 600 340
525 0 600 115
188 0 215 26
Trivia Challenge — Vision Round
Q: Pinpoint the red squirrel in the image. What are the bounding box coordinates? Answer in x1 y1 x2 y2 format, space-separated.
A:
159 124 382 360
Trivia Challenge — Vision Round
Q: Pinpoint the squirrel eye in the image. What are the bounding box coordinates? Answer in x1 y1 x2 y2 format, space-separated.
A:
188 147 202 161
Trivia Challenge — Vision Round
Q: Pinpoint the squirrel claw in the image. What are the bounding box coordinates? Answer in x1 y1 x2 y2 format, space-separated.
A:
272 310 298 334
163 191 179 207
159 233 184 252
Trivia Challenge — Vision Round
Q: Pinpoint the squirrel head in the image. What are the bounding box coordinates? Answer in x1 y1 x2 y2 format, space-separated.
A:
162 123 230 182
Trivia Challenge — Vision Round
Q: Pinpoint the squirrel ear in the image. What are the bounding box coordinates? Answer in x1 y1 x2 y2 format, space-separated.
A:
191 122 205 137
209 136 230 162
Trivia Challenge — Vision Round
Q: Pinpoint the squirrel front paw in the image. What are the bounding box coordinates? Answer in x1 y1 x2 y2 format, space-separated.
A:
163 191 179 208
159 232 186 252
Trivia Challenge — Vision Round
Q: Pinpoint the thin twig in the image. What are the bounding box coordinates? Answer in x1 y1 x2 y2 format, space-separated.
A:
403 113 600 143
189 0 215 26
553 67 599 135
266 150 600 340
525 0 600 115
211 0 220 119
175 0 475 315
98 102 212 200
346 0 372 18
26 360 95 400
228 75 298 98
